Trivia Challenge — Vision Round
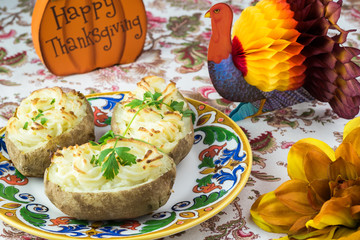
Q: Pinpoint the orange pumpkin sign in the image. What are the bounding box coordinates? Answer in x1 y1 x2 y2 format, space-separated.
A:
32 0 147 76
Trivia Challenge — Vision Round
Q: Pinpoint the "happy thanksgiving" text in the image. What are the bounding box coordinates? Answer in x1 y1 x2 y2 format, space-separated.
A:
44 0 143 57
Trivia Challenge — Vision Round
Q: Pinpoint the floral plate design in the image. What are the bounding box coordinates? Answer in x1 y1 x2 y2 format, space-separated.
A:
0 92 252 240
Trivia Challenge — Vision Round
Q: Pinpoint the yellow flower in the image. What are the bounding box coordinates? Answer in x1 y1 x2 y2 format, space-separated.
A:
250 117 360 239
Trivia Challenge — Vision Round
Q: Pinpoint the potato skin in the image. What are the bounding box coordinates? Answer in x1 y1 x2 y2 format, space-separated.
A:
168 126 194 165
44 164 176 220
5 99 95 177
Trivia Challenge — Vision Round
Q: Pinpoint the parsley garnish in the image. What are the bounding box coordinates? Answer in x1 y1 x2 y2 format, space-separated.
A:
124 91 164 135
126 91 163 110
91 91 194 180
169 100 195 118
22 99 54 130
30 109 49 126
124 91 194 135
31 109 44 122
40 118 48 125
23 109 48 130
90 131 137 180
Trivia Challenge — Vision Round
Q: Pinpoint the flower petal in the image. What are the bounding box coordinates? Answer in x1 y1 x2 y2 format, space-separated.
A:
328 157 358 181
274 236 290 240
343 121 360 157
343 128 360 153
335 142 360 175
306 196 356 229
251 191 306 233
343 116 360 140
350 205 360 219
333 184 360 205
288 215 312 236
287 138 335 182
250 193 290 233
335 226 360 239
275 179 317 215
290 226 338 240
308 179 331 210
304 149 332 182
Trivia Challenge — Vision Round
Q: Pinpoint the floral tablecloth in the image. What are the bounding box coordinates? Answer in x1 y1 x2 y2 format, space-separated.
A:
0 0 359 239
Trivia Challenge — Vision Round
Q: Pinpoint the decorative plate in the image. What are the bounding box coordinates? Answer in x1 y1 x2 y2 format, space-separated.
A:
0 92 252 240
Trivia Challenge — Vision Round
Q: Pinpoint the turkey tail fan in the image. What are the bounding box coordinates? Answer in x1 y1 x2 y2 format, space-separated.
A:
286 0 360 118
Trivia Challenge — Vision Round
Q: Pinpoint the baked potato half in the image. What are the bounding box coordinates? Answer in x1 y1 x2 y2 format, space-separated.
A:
5 87 94 177
44 138 176 220
111 76 194 165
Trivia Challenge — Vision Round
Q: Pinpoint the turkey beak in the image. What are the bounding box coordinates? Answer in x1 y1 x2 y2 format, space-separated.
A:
205 10 211 18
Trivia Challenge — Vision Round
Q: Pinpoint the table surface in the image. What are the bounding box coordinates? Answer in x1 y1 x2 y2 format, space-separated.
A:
0 0 359 239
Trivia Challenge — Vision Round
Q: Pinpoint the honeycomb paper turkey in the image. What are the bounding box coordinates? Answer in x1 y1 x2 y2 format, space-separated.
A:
205 0 360 120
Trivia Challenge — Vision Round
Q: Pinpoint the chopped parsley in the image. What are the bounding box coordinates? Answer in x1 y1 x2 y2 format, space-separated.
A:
40 118 48 125
31 109 44 122
29 109 48 126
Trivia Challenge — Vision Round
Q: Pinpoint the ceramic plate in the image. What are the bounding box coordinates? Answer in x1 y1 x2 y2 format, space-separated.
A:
0 92 252 239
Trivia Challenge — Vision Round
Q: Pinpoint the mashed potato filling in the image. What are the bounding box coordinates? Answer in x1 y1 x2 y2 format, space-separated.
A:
112 76 193 154
47 139 174 192
6 87 88 152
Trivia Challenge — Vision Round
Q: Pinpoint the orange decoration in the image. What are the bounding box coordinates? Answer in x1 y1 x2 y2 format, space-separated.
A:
31 0 147 76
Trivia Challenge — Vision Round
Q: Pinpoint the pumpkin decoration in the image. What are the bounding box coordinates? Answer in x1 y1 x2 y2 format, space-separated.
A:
31 0 147 76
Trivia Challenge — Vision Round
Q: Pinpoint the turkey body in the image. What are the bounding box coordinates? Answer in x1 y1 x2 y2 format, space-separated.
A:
207 55 264 102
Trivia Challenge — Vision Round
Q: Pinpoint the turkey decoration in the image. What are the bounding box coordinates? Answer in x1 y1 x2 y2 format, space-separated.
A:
205 0 360 120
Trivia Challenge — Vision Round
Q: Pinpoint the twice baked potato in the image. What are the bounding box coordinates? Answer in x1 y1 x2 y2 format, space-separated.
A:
44 138 176 220
5 87 94 177
111 76 194 165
